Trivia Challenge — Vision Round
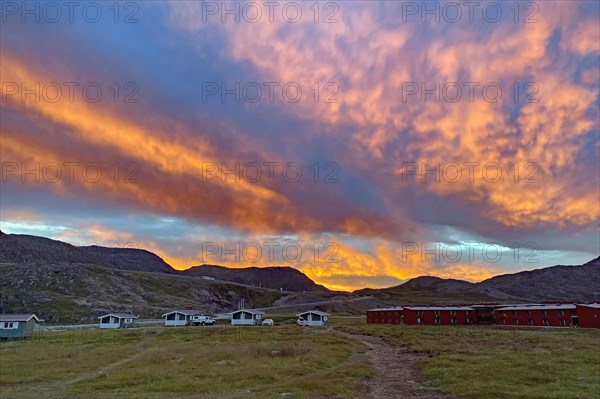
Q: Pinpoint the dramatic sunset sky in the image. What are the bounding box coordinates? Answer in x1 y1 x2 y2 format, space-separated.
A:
1 1 599 290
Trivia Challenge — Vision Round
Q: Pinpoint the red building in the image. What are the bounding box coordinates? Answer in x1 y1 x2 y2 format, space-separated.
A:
576 304 600 328
494 304 576 327
402 306 475 325
366 307 402 324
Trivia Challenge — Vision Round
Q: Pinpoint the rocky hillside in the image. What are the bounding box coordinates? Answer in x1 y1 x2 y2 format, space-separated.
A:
472 257 600 302
0 231 175 274
1 231 597 321
358 257 600 304
183 264 329 292
0 261 286 323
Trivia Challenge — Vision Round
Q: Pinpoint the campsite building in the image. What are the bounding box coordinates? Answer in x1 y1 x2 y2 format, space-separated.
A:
367 306 476 325
366 307 403 324
575 304 600 328
403 306 476 325
230 309 264 326
163 310 204 327
98 313 137 329
0 314 41 339
367 303 600 328
494 304 576 327
297 310 330 326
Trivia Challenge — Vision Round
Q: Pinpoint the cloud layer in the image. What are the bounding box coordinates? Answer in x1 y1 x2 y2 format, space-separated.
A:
1 1 598 289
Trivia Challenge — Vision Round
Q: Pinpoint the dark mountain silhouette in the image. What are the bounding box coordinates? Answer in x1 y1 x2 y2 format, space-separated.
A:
0 231 175 274
183 264 329 292
1 231 598 323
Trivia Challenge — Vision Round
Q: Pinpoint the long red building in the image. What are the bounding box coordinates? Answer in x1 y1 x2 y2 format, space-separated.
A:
494 304 576 327
576 304 600 328
367 303 600 328
403 306 476 325
366 307 402 324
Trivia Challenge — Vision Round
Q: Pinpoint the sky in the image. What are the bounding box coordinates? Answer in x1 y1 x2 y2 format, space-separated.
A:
1 1 599 291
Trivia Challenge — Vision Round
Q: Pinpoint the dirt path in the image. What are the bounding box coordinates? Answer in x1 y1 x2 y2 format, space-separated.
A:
335 331 454 399
49 329 164 392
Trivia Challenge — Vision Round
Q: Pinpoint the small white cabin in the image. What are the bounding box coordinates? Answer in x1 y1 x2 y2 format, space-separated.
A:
98 313 137 329
162 310 203 327
230 309 264 326
297 310 330 327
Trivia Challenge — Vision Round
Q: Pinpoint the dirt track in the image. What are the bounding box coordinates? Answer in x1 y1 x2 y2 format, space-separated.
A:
336 331 454 399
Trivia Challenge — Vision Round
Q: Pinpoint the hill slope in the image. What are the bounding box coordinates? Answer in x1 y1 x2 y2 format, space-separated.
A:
0 231 175 274
0 261 285 323
472 257 600 302
358 257 600 304
183 264 329 292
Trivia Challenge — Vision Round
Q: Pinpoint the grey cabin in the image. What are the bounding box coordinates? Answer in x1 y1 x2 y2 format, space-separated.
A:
98 313 138 329
0 314 41 339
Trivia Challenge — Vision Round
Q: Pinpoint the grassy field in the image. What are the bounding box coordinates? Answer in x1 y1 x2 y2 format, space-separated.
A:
334 321 600 399
0 325 372 399
1 321 599 399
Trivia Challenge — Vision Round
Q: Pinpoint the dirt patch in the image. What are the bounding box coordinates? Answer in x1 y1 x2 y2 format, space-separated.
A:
335 331 454 399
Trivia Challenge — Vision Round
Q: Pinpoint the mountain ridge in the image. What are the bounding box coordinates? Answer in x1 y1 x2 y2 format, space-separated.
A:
1 231 598 322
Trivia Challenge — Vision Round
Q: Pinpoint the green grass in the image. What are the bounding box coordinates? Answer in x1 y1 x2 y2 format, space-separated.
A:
333 321 600 399
0 325 372 399
2 321 599 399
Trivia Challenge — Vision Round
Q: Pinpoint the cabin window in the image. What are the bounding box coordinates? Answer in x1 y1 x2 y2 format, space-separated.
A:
1 322 18 329
450 310 456 316
512 310 517 316
527 319 533 326
417 310 424 316
167 313 176 320
513 319 519 325
559 319 566 326
542 309 547 315
542 320 549 326
434 318 440 325
557 310 565 316
526 310 532 316
434 311 440 316
417 318 424 325
451 318 457 325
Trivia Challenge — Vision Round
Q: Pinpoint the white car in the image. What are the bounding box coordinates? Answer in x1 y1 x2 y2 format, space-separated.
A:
262 319 275 326
191 315 215 326
296 318 308 326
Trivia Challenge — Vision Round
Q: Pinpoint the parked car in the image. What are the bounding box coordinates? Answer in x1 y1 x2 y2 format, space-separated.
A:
296 317 308 327
191 315 215 326
262 319 275 326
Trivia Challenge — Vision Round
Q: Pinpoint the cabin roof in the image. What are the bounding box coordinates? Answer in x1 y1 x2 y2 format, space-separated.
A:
229 309 265 315
0 313 40 322
98 313 138 319
162 310 205 317
297 310 330 316
367 307 403 312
